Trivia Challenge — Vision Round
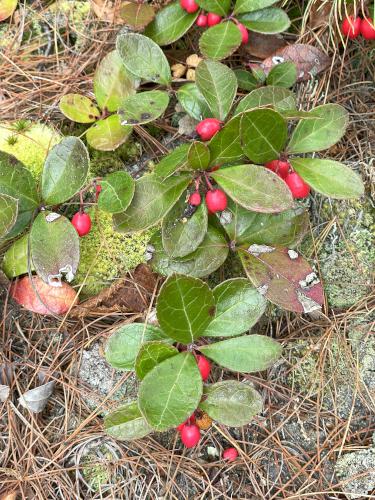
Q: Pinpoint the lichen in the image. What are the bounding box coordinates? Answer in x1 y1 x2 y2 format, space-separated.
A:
80 441 119 492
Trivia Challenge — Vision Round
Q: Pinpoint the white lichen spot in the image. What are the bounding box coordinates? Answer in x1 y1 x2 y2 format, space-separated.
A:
257 284 269 296
248 244 275 256
299 71 305 79
299 272 320 289
288 249 299 260
219 210 232 225
145 244 155 262
60 264 74 282
47 274 62 287
46 212 61 223
272 56 285 65
296 290 321 313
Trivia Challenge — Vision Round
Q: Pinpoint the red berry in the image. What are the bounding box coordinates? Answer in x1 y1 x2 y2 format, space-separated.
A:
197 355 211 381
196 118 222 141
189 192 201 206
210 165 220 172
360 17 375 39
180 0 199 13
196 14 208 27
265 160 289 179
71 212 92 237
180 424 201 448
285 172 310 199
177 414 196 431
223 447 238 461
237 23 249 44
207 12 222 26
341 16 361 39
205 189 227 213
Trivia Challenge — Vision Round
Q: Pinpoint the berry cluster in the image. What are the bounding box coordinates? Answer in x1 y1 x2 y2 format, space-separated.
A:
189 166 228 214
265 159 310 199
341 15 375 40
180 0 249 44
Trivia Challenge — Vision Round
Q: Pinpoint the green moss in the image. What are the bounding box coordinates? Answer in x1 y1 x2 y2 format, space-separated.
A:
81 446 114 492
88 140 143 177
73 208 154 297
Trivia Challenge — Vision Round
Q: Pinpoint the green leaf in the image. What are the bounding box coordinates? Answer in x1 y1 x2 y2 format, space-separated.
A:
138 352 203 431
211 164 293 213
238 7 291 34
105 323 170 370
188 141 210 170
199 22 242 61
266 61 297 88
113 173 190 233
156 274 215 344
93 50 137 113
41 137 89 205
135 341 179 380
116 32 171 85
98 171 135 213
150 225 229 278
177 83 211 121
0 193 18 239
287 104 349 154
162 196 208 258
234 69 258 91
118 90 169 125
233 0 278 15
199 381 263 426
0 152 39 238
104 401 153 441
204 278 266 337
200 334 282 373
290 158 364 199
120 1 155 28
235 86 296 116
154 144 190 180
2 234 35 278
239 245 324 313
86 115 132 152
240 109 288 164
145 0 198 45
208 115 245 166
59 94 100 123
196 0 231 16
196 60 237 121
30 211 79 285
223 199 309 247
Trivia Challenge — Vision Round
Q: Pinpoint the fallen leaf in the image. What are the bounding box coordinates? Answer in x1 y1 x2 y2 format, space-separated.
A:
90 0 128 23
18 381 55 413
0 385 10 402
10 276 78 315
0 492 18 500
242 32 287 59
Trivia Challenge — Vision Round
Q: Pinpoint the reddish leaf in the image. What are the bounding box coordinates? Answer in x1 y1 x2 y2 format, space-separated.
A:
242 32 286 59
239 245 323 313
10 276 78 315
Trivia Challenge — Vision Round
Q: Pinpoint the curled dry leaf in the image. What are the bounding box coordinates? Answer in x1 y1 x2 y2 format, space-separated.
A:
10 275 78 315
18 380 55 413
0 385 10 402
242 32 287 59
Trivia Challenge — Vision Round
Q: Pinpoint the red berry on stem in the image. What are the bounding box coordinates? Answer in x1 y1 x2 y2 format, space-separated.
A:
207 12 222 26
285 172 310 199
180 0 199 13
196 118 222 141
360 17 375 39
265 160 289 179
223 447 239 461
205 189 227 213
196 14 208 27
180 424 201 448
71 212 92 237
341 16 361 38
189 192 201 206
237 23 249 44
197 355 211 381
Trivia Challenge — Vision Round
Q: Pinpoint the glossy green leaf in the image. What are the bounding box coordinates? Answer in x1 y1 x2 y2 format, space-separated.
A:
105 323 170 371
235 86 296 116
135 341 179 380
104 401 153 441
145 0 198 45
120 1 155 28
30 211 80 286
240 109 288 163
196 0 231 15
86 115 132 152
2 234 35 278
0 194 18 239
98 171 135 213
238 7 291 34
59 94 100 123
199 381 263 426
116 32 171 85
196 60 237 121
233 0 278 14
154 144 190 180
211 164 293 213
114 173 190 233
188 141 210 170
199 22 242 61
204 278 266 337
266 61 297 88
156 274 215 344
0 0 17 21
290 158 364 199
200 334 282 373
162 196 208 258
177 83 211 121
41 137 89 204
208 115 244 166
234 69 258 91
93 50 137 112
150 225 229 278
138 352 203 431
287 104 349 154
118 90 169 125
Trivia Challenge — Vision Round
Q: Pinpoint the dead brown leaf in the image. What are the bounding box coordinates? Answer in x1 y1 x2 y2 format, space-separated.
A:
242 32 287 59
0 492 18 500
90 0 128 23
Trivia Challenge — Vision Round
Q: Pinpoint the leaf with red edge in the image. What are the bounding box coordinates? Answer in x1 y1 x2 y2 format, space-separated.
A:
0 0 17 21
239 245 323 313
10 276 78 315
